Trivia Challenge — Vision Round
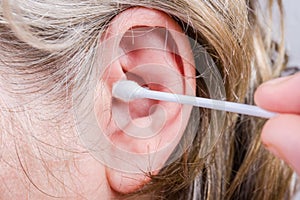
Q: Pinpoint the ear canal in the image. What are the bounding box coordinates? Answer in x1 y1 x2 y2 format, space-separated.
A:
112 68 181 139
118 71 159 119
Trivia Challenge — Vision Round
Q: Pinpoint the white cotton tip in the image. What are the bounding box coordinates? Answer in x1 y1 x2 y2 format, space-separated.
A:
112 80 145 102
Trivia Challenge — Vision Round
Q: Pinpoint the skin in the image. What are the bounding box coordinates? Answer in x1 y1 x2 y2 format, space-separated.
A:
255 72 300 174
0 7 195 199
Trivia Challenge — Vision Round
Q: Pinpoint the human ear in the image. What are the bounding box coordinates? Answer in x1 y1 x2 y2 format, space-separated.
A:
94 7 195 194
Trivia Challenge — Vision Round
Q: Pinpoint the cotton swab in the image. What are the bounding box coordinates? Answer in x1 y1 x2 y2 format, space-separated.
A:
112 80 277 119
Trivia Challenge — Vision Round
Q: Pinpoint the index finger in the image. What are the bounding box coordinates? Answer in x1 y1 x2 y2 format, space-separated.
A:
254 72 300 114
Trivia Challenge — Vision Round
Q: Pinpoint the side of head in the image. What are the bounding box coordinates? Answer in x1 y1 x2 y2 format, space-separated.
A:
0 4 196 197
0 0 293 199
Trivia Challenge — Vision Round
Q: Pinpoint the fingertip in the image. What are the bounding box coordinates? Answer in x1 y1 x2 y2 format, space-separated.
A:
254 82 275 108
261 114 300 175
254 84 265 107
261 115 281 153
253 77 284 107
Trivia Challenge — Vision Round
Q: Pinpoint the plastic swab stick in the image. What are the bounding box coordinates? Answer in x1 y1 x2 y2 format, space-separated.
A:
112 80 277 119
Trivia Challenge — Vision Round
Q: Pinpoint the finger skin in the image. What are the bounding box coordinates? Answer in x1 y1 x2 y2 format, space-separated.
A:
261 114 300 175
254 73 300 114
255 73 300 174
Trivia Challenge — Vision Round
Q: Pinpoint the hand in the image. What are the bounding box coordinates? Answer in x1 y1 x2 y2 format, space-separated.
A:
255 72 300 174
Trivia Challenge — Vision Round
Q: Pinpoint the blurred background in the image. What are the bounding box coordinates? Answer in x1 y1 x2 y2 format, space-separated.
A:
284 1 300 67
260 1 300 68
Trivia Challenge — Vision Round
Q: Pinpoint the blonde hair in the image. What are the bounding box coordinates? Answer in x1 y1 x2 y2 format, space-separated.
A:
0 0 294 199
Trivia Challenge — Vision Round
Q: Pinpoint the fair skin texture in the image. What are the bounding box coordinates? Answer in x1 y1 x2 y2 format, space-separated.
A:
255 72 300 175
0 7 195 199
1 6 298 199
3 68 298 199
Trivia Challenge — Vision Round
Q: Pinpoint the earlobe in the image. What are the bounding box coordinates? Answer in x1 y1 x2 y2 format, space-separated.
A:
94 7 195 194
